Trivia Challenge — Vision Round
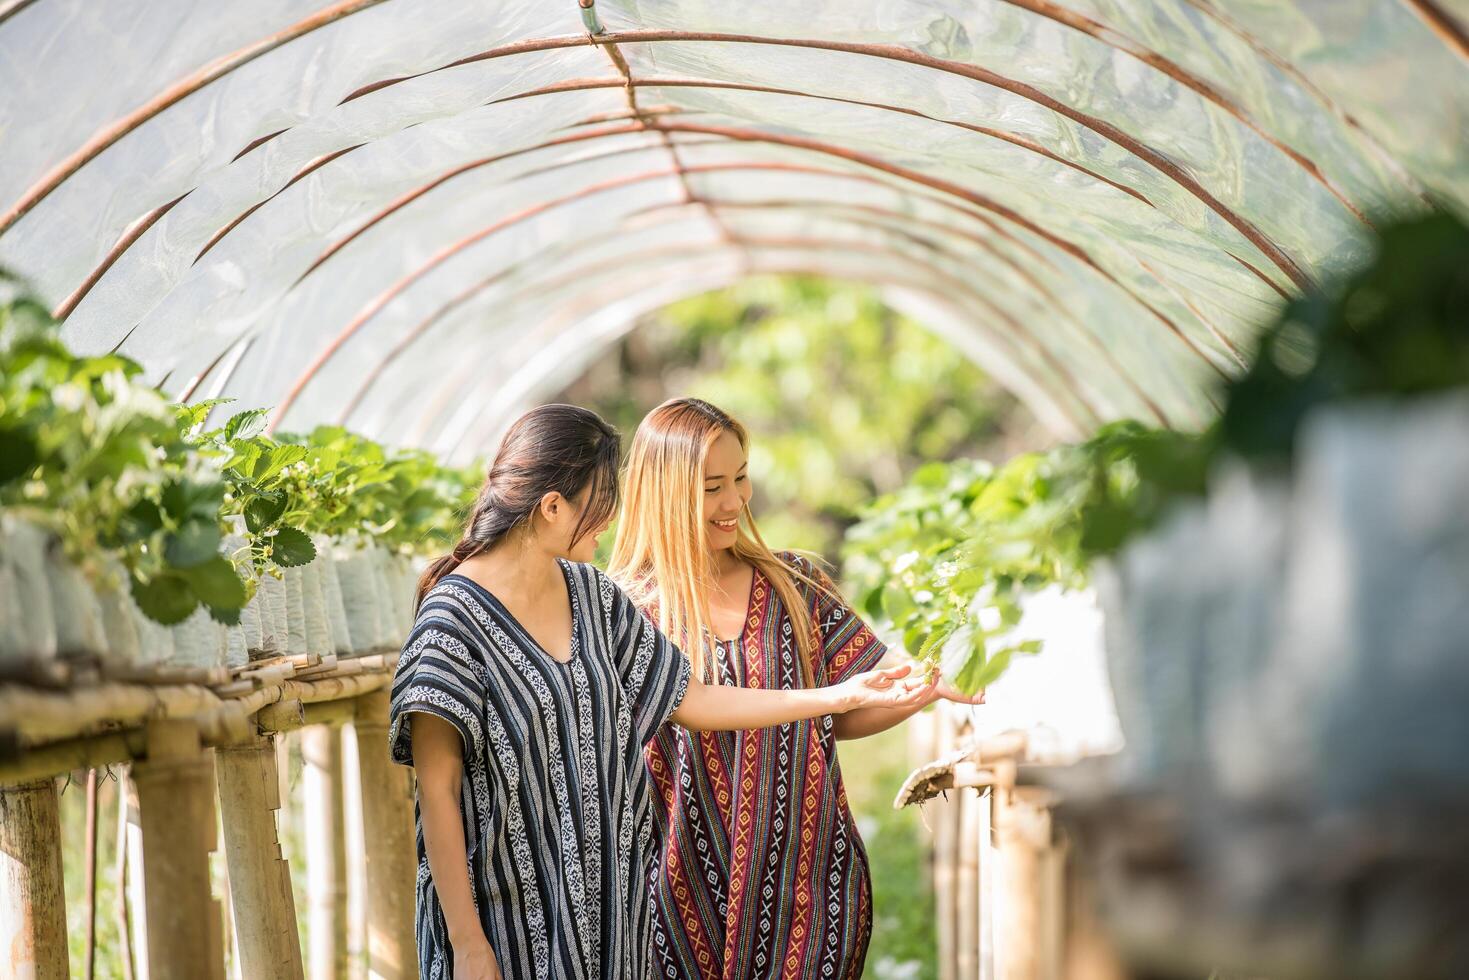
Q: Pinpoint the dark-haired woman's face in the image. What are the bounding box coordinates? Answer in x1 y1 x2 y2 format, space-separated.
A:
542 489 612 564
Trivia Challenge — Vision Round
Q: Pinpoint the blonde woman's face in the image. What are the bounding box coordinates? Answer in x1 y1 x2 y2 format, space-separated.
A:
702 429 752 552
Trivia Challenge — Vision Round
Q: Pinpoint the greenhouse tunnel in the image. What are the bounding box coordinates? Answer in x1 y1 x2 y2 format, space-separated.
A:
2 2 1469 979
2 0 1465 454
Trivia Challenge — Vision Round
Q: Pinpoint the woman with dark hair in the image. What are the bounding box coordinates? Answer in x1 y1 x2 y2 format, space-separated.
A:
389 404 934 980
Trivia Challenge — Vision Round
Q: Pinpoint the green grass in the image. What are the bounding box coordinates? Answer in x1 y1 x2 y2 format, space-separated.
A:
841 721 938 980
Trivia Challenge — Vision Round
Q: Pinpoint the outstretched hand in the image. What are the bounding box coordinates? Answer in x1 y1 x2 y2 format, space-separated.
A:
927 674 986 707
839 663 937 711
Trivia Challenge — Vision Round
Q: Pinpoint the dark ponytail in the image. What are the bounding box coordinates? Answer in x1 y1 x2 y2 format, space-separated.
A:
416 404 620 610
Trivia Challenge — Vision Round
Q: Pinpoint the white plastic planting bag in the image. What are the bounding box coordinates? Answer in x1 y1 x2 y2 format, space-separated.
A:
1276 393 1469 812
283 565 308 658
169 605 222 669
94 557 141 665
0 515 59 662
257 570 288 657
334 539 381 654
43 540 107 659
314 534 352 656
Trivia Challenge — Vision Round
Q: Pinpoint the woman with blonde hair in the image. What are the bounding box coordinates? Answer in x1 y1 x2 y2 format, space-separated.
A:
609 397 983 980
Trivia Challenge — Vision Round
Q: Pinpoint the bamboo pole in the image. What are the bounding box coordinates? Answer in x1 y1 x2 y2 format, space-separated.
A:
1040 831 1067 980
0 776 69 980
216 735 305 980
1060 838 1125 980
302 724 349 980
84 767 99 980
115 773 136 980
0 683 223 743
933 708 960 980
122 771 147 980
131 719 225 980
993 786 1057 980
977 785 996 980
341 722 366 980
352 691 418 980
957 788 983 980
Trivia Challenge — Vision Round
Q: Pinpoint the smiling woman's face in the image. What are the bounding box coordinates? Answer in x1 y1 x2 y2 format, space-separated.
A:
702 429 752 552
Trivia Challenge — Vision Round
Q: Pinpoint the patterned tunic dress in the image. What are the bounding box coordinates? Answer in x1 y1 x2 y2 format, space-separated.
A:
644 553 888 980
389 559 691 980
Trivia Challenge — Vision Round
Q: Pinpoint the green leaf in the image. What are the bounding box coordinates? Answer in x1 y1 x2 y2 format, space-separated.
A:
954 642 1004 696
917 621 958 664
222 440 263 474
269 526 316 567
223 408 269 442
0 428 38 484
207 603 243 626
252 444 307 483
164 519 222 568
161 478 226 523
244 494 288 534
131 572 198 626
117 499 165 542
184 555 247 610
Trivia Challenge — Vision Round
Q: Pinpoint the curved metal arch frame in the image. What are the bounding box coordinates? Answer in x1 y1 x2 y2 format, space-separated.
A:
261 151 1237 428
1 0 1460 448
328 196 1177 429
424 248 1102 456
350 228 1132 444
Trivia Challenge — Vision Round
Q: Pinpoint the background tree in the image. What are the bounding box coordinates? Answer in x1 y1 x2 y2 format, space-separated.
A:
558 275 1042 561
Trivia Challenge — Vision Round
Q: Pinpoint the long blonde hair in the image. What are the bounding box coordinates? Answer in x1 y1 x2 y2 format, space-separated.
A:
608 397 828 685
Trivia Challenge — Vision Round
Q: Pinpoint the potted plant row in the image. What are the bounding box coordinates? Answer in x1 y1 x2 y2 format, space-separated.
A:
0 272 477 681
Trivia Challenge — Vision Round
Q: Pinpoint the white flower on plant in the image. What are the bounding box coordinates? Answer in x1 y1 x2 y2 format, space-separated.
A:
53 383 86 411
977 604 1002 632
913 589 934 604
892 550 919 574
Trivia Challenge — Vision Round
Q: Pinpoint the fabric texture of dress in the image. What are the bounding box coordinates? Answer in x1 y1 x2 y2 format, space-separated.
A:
644 552 888 980
389 559 691 980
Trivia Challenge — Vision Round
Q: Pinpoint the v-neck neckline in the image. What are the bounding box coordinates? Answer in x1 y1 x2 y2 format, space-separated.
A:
713 562 760 647
445 558 580 666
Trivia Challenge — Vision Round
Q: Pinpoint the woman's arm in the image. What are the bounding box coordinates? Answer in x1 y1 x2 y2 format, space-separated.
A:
671 663 933 732
411 713 502 980
831 650 986 740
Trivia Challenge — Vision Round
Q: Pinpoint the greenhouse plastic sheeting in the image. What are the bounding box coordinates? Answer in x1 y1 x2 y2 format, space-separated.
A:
1 0 1465 457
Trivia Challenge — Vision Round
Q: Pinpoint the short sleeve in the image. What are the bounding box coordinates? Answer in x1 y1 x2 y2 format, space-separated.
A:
785 553 889 685
602 573 692 745
388 625 488 768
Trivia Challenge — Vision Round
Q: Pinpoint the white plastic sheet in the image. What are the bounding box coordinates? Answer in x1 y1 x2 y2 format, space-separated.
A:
0 0 1464 459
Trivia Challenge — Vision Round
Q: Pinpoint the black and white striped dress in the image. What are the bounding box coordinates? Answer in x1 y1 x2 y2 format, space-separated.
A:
388 559 691 980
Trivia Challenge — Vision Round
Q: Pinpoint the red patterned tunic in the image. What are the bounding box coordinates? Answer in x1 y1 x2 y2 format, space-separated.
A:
643 553 888 980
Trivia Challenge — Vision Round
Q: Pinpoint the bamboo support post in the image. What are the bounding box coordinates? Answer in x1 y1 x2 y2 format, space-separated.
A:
341 723 367 980
993 785 1060 980
122 772 146 980
0 777 69 980
84 767 99 980
1060 837 1125 980
957 788 983 980
130 719 225 980
302 724 349 980
115 775 136 980
216 735 304 980
934 709 960 980
352 690 418 980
